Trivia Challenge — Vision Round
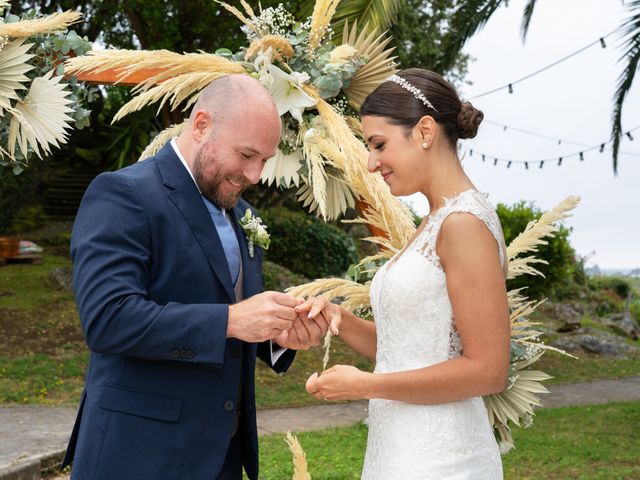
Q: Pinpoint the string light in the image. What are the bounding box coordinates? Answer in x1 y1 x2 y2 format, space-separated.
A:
484 120 640 156
627 132 634 141
468 28 618 99
461 123 640 168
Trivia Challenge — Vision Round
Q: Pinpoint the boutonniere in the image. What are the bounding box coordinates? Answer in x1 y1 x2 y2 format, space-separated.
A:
239 209 270 258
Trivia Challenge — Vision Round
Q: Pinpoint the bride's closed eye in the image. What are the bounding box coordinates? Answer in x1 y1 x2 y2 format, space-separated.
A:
374 143 385 151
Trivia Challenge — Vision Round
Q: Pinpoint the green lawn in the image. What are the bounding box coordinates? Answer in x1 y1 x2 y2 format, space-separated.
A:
255 402 640 479
1 253 639 408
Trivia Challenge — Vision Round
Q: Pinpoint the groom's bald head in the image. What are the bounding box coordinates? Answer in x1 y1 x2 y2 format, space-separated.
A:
189 74 279 133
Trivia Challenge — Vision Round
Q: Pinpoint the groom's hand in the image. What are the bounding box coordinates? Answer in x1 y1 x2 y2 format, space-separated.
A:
227 291 302 342
274 308 329 350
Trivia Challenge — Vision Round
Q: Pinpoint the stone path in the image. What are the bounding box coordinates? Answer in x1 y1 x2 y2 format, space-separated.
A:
2 376 639 479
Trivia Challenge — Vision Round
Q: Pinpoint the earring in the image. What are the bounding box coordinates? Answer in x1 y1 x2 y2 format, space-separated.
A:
422 142 429 149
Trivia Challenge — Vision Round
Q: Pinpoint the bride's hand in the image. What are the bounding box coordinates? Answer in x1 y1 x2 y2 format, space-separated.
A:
294 296 342 336
305 365 370 401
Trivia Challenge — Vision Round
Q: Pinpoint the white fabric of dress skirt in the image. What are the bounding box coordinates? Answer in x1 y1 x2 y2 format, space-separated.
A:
361 190 505 480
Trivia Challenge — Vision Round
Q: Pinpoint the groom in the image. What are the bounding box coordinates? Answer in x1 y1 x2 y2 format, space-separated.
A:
61 75 329 479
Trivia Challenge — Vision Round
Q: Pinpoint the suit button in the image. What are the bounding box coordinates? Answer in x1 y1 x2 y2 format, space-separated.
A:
224 400 235 411
171 349 180 358
186 350 194 359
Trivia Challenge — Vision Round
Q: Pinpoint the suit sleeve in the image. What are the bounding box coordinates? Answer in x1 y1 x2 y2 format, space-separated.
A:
257 341 296 373
71 172 228 366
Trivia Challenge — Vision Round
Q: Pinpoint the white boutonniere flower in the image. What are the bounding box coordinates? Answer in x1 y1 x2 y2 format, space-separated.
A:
239 209 270 257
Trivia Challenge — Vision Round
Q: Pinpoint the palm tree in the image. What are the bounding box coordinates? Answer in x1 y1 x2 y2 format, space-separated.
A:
304 0 639 173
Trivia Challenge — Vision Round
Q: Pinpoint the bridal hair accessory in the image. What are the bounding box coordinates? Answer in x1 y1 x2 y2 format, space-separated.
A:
386 74 438 112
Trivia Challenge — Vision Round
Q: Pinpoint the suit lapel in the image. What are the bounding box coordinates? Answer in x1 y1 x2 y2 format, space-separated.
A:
155 143 236 302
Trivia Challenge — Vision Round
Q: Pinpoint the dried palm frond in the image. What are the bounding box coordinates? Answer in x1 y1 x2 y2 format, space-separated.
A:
9 70 74 159
245 35 294 61
342 20 397 109
308 0 341 50
506 196 580 264
0 38 34 114
284 432 311 480
261 149 303 188
297 173 355 221
139 120 187 161
0 10 81 38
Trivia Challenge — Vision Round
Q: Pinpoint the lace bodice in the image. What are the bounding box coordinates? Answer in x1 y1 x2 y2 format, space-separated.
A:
362 189 504 479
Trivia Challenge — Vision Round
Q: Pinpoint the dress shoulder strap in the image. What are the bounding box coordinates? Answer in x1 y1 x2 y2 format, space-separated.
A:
417 190 508 273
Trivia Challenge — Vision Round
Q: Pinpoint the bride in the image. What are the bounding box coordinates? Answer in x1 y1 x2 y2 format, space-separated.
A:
300 68 510 479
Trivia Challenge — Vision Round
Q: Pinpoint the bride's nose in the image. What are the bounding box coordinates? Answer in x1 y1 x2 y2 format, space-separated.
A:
367 152 381 173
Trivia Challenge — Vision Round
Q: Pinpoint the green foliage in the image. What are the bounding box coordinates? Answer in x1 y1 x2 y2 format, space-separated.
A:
497 201 582 300
0 163 43 234
7 205 49 233
390 0 472 83
588 276 633 316
260 207 359 279
262 260 310 292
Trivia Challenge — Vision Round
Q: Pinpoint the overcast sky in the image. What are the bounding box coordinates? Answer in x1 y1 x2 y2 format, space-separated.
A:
401 0 640 270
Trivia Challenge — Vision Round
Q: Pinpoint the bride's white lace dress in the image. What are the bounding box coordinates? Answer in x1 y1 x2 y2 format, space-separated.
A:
362 189 505 480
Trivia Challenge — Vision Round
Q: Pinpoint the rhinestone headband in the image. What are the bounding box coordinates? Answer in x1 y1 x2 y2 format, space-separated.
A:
386 74 438 112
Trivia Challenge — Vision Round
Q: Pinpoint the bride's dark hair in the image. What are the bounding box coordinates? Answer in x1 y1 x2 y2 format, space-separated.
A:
360 68 483 148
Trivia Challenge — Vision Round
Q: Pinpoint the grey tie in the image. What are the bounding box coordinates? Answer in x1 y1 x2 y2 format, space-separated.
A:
202 196 241 286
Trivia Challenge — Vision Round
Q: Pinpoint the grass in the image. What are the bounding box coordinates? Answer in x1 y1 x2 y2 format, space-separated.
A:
0 249 638 408
255 402 640 479
0 353 88 404
0 253 73 312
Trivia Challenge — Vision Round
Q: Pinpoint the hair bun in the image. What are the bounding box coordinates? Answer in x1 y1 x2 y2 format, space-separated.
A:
457 101 484 139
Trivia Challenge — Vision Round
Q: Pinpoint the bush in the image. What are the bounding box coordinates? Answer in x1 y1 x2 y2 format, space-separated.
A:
497 201 583 300
262 260 310 292
259 207 359 279
588 276 631 316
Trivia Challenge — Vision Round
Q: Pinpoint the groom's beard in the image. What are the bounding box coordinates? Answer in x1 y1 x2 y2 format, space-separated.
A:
193 143 251 210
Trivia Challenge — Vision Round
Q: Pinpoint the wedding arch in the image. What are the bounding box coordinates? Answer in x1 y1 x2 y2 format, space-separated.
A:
1 0 578 452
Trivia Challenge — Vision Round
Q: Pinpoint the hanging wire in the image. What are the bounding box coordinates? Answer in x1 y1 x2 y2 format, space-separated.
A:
468 28 619 100
482 119 640 157
463 123 640 166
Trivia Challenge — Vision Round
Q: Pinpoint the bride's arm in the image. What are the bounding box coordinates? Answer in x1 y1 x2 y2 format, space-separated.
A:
335 308 377 359
307 213 510 403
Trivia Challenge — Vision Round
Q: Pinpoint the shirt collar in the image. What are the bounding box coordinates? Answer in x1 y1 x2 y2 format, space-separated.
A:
170 137 200 193
171 137 228 219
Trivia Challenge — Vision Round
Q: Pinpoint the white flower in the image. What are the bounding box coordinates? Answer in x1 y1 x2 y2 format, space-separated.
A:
239 209 270 257
0 38 34 115
267 64 317 123
8 69 74 159
253 47 273 71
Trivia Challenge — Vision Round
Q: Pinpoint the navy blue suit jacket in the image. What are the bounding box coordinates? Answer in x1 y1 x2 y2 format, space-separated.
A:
62 143 295 479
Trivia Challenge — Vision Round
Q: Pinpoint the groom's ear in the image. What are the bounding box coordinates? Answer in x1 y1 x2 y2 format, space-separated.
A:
192 110 212 143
